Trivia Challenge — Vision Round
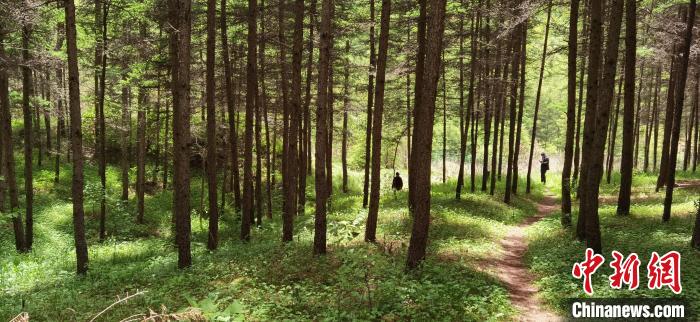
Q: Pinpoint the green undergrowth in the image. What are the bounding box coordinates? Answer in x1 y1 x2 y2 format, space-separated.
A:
1 156 547 321
526 171 700 317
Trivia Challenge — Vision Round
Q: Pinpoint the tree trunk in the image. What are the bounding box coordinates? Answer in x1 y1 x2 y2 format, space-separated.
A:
205 0 219 249
606 74 623 184
644 68 661 172
342 40 350 193
406 0 446 270
366 0 391 243
299 0 316 212
490 46 506 195
121 76 130 200
455 9 469 199
362 0 376 209
663 1 696 222
65 0 89 274
657 56 678 191
617 0 637 215
21 25 34 251
136 88 148 225
409 0 426 209
0 31 25 252
169 0 193 267
255 0 265 227
684 72 698 171
525 0 551 194
576 0 604 242
314 0 333 255
512 23 528 194
242 0 258 241
579 0 623 253
562 0 579 226
504 22 522 204
221 0 241 210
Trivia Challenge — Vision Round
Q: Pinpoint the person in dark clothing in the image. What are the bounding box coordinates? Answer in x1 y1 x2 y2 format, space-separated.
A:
392 172 404 191
539 153 550 184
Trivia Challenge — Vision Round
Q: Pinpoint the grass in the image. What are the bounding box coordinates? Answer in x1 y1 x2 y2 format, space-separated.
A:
1 155 546 321
526 170 700 317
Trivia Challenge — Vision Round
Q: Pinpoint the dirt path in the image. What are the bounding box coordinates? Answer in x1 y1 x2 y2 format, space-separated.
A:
489 195 560 321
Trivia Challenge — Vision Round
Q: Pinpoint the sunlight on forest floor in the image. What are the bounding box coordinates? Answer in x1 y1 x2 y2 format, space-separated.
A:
1 158 698 320
527 171 700 317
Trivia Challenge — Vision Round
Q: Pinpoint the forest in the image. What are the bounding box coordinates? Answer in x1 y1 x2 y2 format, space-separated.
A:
1 0 700 320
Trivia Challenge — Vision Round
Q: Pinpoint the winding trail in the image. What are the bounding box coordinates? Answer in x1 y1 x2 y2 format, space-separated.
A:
488 195 560 321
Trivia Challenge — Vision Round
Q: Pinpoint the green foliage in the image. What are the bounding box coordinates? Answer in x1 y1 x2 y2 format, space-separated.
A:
526 172 700 318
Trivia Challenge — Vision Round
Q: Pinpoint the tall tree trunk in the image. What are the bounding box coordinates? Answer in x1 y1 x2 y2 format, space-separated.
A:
283 0 303 242
525 0 551 194
645 68 661 172
406 0 446 269
259 0 272 220
455 8 469 199
653 66 661 171
242 0 258 241
221 0 241 210
481 18 492 193
314 0 333 255
504 22 522 204
512 23 527 194
562 0 579 226
21 25 34 251
409 0 426 209
663 1 696 222
120 76 130 200
658 56 678 191
0 31 25 252
255 0 265 227
342 40 349 193
684 72 698 170
606 74 623 184
576 0 604 242
169 0 193 267
65 0 89 274
96 1 108 242
366 0 391 243
205 0 219 249
633 63 645 168
579 0 623 253
617 0 637 215
362 0 376 209
299 0 316 211
490 46 506 195
136 88 148 225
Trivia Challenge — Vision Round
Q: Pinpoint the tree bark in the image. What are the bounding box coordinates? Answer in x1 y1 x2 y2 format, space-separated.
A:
617 0 637 215
504 22 522 204
562 0 579 226
362 0 376 209
366 0 391 243
221 0 240 210
0 31 25 252
406 0 446 269
21 25 34 251
579 0 624 253
409 0 426 209
525 0 551 194
342 40 350 193
576 0 604 242
314 0 333 255
242 0 258 241
169 0 193 267
65 0 89 273
455 8 469 199
663 1 696 222
205 0 219 249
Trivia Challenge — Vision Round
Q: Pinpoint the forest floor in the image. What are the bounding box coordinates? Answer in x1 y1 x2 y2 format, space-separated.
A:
486 194 560 321
527 171 700 318
1 156 699 320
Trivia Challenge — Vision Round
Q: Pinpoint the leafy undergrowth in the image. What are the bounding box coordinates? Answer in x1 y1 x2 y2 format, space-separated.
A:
526 171 700 317
1 161 543 321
